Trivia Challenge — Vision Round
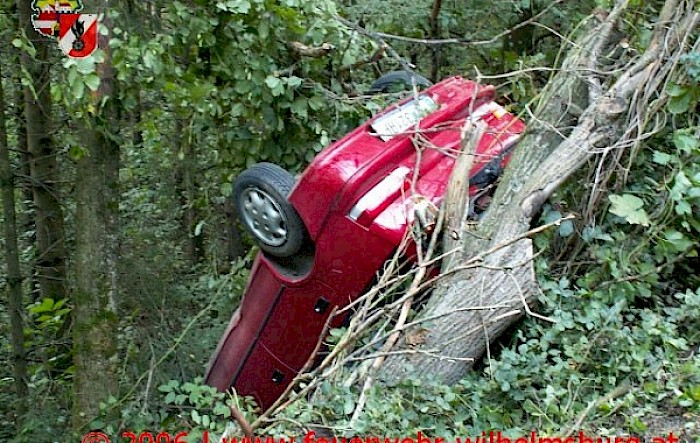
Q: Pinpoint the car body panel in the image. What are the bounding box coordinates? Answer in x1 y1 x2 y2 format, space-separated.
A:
289 78 494 239
205 77 526 410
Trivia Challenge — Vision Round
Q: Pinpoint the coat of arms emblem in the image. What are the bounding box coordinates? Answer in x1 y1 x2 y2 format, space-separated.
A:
30 0 98 58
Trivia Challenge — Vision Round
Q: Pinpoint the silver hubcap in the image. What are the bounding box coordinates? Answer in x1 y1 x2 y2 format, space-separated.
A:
240 187 288 247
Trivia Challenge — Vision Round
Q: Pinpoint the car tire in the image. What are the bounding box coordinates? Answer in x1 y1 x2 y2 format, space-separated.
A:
233 163 306 258
368 70 433 94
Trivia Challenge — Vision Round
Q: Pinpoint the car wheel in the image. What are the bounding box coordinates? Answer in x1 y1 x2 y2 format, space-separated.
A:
233 163 306 258
368 70 433 94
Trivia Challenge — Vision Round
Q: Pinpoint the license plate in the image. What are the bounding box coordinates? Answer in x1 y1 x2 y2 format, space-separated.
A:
371 95 438 141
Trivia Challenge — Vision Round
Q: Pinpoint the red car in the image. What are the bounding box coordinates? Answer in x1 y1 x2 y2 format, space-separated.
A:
205 75 526 410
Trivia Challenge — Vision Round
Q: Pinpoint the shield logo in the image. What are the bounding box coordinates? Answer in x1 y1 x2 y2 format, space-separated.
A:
58 14 98 58
31 0 83 38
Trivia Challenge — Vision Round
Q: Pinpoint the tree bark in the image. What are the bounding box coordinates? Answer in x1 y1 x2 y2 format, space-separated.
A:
224 197 246 263
175 120 204 265
72 6 120 430
379 0 698 383
8 51 35 282
0 59 29 426
16 0 68 302
428 0 443 82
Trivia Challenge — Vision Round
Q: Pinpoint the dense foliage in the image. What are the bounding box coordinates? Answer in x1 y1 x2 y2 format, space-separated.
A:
0 0 698 441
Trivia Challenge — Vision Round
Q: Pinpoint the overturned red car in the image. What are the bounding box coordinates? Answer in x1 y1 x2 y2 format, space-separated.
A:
205 75 526 410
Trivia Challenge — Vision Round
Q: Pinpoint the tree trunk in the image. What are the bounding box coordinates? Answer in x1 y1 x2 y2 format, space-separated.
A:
13 72 34 257
175 123 204 265
0 59 29 426
224 196 245 263
428 0 443 82
72 7 120 429
379 0 697 383
15 0 68 302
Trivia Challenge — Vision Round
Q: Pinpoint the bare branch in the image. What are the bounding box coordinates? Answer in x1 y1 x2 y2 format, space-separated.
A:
368 0 567 48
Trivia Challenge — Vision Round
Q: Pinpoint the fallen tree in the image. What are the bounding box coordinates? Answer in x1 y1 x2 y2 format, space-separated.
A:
242 0 699 433
377 0 699 383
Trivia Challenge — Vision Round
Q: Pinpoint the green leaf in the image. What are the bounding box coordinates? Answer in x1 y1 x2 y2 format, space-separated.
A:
55 309 71 317
668 94 691 114
194 220 206 236
308 95 325 111
13 37 36 58
218 0 252 13
673 131 700 153
85 74 101 92
265 76 280 89
608 194 650 226
343 395 355 415
675 199 692 216
72 80 86 101
671 171 692 200
667 83 687 97
258 20 269 40
30 298 55 314
265 76 284 96
159 379 180 392
663 230 693 253
286 76 303 88
291 98 308 118
143 50 157 71
213 403 231 417
544 209 563 224
559 220 574 237
191 409 201 424
652 151 673 165
75 58 97 75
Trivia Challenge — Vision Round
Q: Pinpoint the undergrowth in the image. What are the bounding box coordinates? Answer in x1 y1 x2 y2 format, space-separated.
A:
133 60 700 442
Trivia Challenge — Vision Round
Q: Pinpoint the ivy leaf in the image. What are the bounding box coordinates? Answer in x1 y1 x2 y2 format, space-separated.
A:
667 83 687 97
191 409 201 424
265 76 284 96
652 151 673 165
671 170 692 200
668 93 691 114
291 98 308 118
343 395 355 415
74 58 97 75
217 0 252 13
663 230 693 253
143 50 157 71
673 131 700 153
164 392 176 404
308 95 325 111
666 84 695 114
559 219 575 237
675 199 691 216
608 194 650 226
85 74 101 92
286 76 303 88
